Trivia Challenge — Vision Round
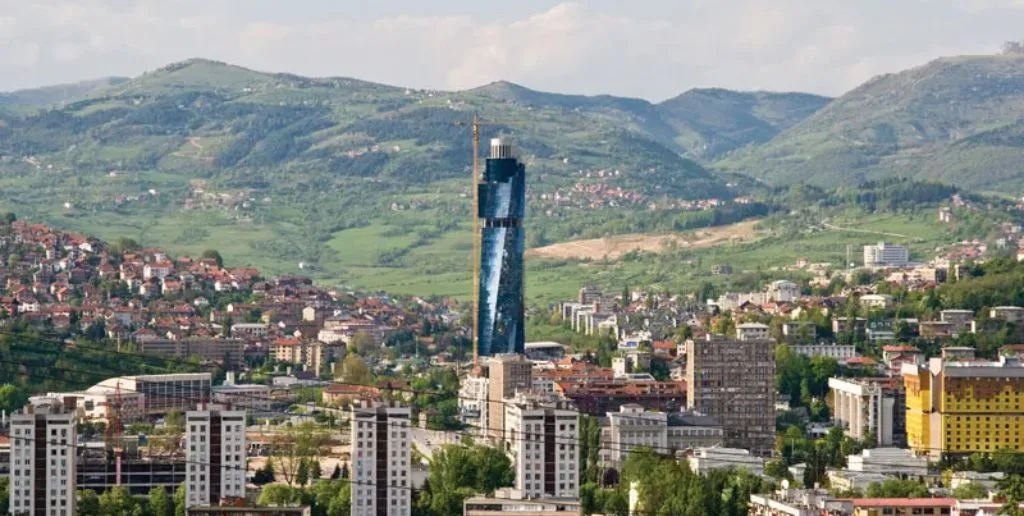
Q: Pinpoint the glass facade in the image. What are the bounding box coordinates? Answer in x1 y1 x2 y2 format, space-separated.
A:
476 141 526 357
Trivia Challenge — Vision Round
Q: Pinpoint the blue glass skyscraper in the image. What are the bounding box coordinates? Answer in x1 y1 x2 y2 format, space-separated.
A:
476 138 526 357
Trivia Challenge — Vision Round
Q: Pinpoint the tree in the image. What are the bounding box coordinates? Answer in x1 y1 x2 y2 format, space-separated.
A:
865 478 929 498
331 463 342 479
349 331 377 356
173 483 186 516
164 409 185 432
426 444 515 515
202 249 224 267
149 486 173 516
340 354 372 385
254 461 276 485
257 484 303 506
0 478 8 516
297 459 310 486
998 475 1024 516
79 490 101 516
269 422 330 486
118 238 141 253
0 384 28 413
764 459 794 482
951 482 988 500
99 485 142 516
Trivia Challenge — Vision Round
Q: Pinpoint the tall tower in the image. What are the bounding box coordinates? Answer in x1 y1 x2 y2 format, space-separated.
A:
476 138 526 358
9 399 77 516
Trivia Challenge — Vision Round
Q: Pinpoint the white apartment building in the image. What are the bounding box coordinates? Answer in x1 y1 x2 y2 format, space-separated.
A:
828 377 906 447
504 394 579 499
351 403 411 516
459 375 490 438
9 399 77 516
736 323 770 341
863 242 909 268
790 344 857 363
845 448 928 477
229 323 269 339
767 280 801 303
185 409 247 508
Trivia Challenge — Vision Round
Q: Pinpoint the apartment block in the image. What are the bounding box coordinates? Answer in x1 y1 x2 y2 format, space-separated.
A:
863 241 909 268
903 349 1024 458
8 399 77 516
185 409 247 508
503 393 579 499
487 354 533 441
829 377 906 447
599 405 722 467
350 403 411 516
685 334 775 456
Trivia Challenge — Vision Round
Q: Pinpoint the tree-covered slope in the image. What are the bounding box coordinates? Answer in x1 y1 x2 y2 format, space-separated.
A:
718 54 1024 190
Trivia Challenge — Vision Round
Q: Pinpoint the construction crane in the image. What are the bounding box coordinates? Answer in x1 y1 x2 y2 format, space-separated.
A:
455 116 523 366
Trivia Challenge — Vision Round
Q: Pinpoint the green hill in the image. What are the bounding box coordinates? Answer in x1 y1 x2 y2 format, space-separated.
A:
0 58 812 296
718 54 1024 190
0 77 129 110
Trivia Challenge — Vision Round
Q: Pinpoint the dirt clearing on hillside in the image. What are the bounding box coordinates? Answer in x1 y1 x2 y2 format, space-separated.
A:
526 219 761 261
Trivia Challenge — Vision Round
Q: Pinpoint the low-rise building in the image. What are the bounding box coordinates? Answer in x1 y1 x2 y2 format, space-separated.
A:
990 306 1024 323
749 489 853 516
845 448 927 477
687 447 764 477
464 489 582 515
791 344 857 363
860 294 894 310
850 498 955 516
737 322 771 341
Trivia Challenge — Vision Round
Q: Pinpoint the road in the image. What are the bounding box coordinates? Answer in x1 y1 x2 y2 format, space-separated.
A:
409 427 461 461
821 221 909 239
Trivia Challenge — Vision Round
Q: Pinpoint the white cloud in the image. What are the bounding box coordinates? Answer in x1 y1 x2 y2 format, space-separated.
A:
0 0 1020 97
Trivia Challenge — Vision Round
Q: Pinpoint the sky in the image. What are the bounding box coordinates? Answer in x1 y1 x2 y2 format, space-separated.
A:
1 0 1023 100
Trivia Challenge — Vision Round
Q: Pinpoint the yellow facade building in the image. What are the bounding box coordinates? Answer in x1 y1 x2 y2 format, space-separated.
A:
903 350 1024 458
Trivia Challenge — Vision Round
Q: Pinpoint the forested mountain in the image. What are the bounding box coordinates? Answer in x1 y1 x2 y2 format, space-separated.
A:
717 54 1024 191
0 77 129 110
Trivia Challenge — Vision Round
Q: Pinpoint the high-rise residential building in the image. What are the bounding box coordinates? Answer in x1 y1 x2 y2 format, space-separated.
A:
487 354 533 441
184 408 247 508
829 377 906 447
476 138 526 358
903 350 1024 458
350 403 411 516
685 334 776 456
503 393 580 499
8 399 77 516
863 241 909 268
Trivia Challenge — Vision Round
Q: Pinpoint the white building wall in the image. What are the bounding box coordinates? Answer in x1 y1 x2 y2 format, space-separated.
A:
185 410 246 508
9 404 76 516
351 406 411 516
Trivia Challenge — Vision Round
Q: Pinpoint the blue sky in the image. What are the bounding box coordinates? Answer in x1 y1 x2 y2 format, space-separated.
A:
1 0 1023 99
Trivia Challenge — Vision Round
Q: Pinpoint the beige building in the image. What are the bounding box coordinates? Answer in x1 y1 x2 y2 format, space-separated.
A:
685 334 775 456
829 377 906 447
487 354 533 441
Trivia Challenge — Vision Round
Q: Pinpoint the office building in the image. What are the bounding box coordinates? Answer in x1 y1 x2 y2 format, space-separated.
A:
476 138 527 358
8 399 77 516
829 377 906 447
600 405 723 467
685 334 775 456
845 448 928 477
82 373 212 416
904 350 1024 458
488 354 533 441
688 447 764 476
184 409 247 508
863 242 909 268
350 403 411 516
503 393 580 499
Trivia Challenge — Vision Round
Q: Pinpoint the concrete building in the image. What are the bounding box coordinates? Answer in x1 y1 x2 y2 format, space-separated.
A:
767 280 801 303
464 489 582 515
749 489 853 516
459 374 490 438
350 403 411 516
187 507 312 516
863 242 909 268
989 306 1024 323
184 408 246 508
904 351 1024 458
828 377 906 447
845 448 928 477
229 323 269 339
736 322 770 341
688 447 764 476
138 337 246 368
488 354 533 441
8 399 77 516
859 294 894 310
791 344 857 363
212 374 272 413
939 309 974 333
600 406 723 467
92 373 212 416
554 379 686 416
503 393 579 499
850 498 955 516
781 321 816 344
685 335 775 456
